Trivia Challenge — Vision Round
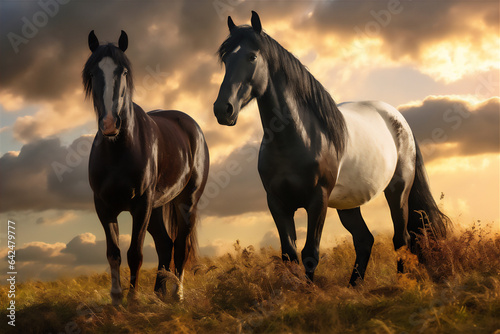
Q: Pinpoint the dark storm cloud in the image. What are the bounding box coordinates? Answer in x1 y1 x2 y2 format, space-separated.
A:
2 0 497 105
0 135 93 212
199 141 267 217
9 232 219 281
17 241 72 265
1 1 498 217
14 233 157 267
401 97 500 162
61 233 158 265
0 0 227 104
0 131 268 216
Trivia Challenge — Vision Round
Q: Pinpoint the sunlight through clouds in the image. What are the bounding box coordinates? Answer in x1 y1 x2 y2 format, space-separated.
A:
12 90 92 143
419 39 500 83
0 91 27 112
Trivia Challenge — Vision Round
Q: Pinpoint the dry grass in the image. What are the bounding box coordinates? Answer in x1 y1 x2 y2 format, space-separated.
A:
1 224 499 333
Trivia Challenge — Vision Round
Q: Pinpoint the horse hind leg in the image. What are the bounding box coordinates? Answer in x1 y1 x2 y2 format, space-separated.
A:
337 207 374 286
384 175 411 274
170 181 204 301
170 203 192 301
147 206 173 296
127 193 153 299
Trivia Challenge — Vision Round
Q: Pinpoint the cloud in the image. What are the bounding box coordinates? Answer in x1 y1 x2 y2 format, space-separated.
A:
16 241 71 265
400 96 500 162
302 1 498 80
11 91 93 143
259 230 280 250
36 211 77 225
0 1 498 225
259 227 307 250
1 95 497 217
200 95 500 218
0 135 93 212
199 141 267 217
0 128 267 216
1 1 497 144
198 239 232 258
0 1 225 105
4 232 229 281
9 233 156 276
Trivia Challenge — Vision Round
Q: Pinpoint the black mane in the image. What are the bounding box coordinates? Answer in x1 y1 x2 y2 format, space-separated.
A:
218 27 347 156
82 43 134 100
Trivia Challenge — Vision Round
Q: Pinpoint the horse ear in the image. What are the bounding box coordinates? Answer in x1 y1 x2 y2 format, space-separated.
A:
118 30 128 52
88 30 99 52
251 11 262 34
228 16 236 32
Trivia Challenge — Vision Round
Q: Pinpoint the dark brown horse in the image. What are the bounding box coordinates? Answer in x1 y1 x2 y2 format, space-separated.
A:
83 31 209 304
214 12 450 285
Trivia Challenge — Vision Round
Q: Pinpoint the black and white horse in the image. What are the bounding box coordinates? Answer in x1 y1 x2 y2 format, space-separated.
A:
214 12 449 285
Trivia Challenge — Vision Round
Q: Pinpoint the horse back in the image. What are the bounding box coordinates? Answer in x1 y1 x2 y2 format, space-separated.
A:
147 109 206 157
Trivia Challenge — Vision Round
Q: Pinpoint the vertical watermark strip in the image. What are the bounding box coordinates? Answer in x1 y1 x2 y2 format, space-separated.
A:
6 220 17 327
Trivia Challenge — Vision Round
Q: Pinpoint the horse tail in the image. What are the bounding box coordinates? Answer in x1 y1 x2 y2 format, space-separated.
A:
407 139 451 259
165 200 199 267
185 208 198 264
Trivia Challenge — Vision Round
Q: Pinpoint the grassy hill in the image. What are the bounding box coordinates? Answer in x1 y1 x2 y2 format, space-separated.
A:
1 223 499 333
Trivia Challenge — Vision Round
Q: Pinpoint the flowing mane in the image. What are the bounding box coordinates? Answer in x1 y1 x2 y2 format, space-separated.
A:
218 26 347 155
82 44 134 100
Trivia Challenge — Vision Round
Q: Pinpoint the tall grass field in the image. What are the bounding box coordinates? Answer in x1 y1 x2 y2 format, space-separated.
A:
1 223 499 333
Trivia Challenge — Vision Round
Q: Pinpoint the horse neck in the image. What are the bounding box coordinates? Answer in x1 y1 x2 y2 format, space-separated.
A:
257 72 311 144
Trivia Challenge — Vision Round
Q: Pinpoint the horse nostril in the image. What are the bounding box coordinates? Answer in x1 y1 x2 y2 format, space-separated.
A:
226 103 233 116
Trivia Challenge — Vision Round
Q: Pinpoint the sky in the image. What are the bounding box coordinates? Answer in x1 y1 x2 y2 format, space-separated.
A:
0 0 498 282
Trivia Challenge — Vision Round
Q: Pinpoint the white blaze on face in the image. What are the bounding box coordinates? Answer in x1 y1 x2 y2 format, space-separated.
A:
231 45 241 54
98 57 118 124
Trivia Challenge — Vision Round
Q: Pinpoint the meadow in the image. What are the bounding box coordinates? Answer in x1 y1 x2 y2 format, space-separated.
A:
1 222 499 334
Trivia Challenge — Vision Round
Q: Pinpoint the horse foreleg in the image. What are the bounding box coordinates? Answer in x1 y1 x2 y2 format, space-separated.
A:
267 194 299 263
337 207 374 286
95 198 122 305
128 194 152 298
302 189 328 281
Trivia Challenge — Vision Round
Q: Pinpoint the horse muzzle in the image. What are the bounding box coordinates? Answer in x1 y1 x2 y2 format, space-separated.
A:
213 101 238 126
100 115 121 137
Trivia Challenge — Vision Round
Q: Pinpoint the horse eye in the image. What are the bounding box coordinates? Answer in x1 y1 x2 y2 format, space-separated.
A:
249 54 257 62
123 69 128 76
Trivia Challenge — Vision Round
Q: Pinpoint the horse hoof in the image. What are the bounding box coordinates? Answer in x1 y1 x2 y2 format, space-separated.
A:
173 284 184 302
305 271 314 282
348 276 364 288
111 292 123 306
